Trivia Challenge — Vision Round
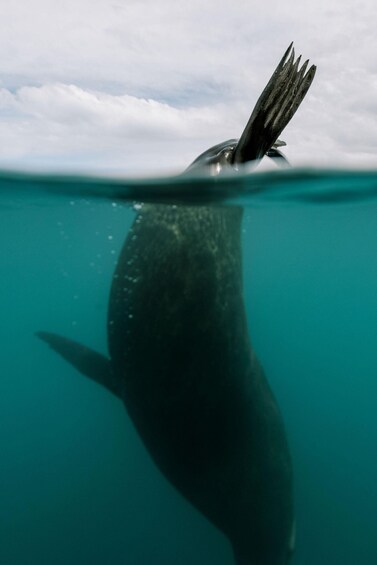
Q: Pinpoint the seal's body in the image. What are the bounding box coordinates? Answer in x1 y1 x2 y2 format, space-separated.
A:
37 44 316 565
110 204 293 564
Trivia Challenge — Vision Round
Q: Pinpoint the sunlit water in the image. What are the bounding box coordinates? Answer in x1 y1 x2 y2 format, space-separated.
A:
1 168 376 565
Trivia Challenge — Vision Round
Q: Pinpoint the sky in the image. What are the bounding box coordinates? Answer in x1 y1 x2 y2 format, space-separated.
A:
0 0 376 175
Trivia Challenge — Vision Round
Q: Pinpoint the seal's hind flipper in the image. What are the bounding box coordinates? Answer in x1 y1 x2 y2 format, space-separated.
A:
232 42 316 164
36 331 121 398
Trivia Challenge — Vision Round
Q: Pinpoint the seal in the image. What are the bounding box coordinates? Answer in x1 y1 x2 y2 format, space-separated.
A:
37 43 316 565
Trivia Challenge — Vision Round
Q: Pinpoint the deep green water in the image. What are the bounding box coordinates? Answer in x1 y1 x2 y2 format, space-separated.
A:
1 168 376 565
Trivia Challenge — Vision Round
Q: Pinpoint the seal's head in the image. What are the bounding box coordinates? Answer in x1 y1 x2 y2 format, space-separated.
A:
186 138 288 175
186 42 316 176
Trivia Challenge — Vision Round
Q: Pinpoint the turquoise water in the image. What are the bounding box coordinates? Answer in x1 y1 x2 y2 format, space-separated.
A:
1 168 376 565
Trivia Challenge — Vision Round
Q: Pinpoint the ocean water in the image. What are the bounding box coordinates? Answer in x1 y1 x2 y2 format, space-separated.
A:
1 168 376 565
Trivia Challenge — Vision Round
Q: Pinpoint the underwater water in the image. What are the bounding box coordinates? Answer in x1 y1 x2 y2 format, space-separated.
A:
0 168 376 565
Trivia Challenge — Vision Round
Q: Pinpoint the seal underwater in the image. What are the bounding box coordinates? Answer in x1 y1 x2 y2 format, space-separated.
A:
37 44 316 565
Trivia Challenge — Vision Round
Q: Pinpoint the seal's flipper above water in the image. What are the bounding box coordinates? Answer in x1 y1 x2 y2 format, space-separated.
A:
232 42 316 164
36 332 120 398
185 43 315 175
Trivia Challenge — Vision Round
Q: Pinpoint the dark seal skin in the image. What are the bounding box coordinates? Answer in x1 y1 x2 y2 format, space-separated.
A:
37 44 315 565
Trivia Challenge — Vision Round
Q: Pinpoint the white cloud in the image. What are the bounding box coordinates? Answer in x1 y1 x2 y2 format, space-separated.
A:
0 0 376 173
0 83 240 173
